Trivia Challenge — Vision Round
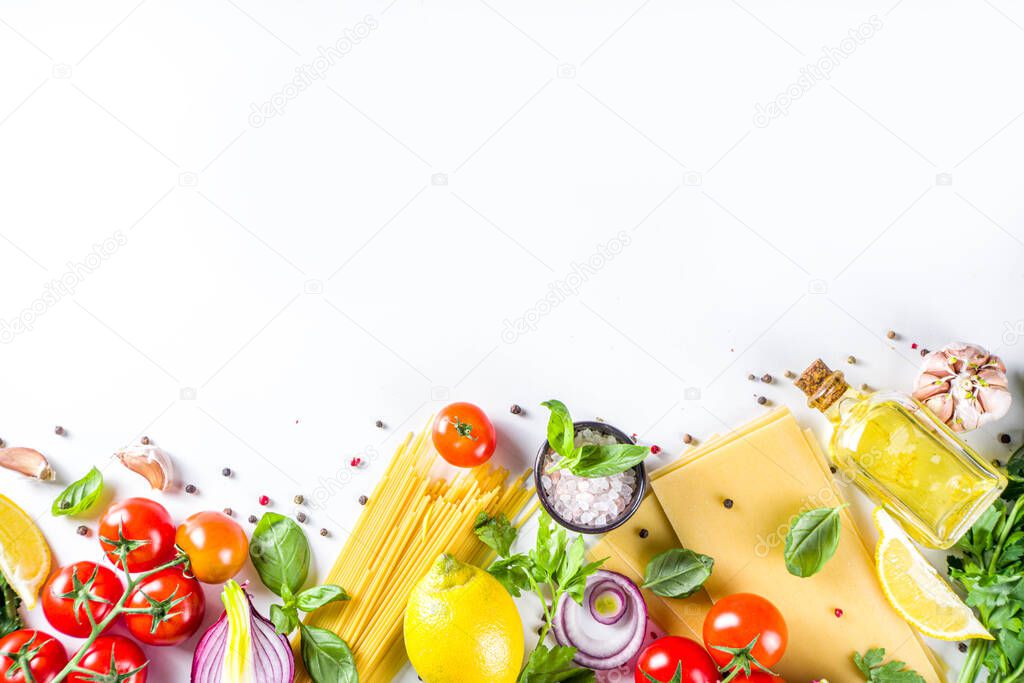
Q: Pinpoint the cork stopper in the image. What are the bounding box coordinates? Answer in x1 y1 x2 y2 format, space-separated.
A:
796 359 849 411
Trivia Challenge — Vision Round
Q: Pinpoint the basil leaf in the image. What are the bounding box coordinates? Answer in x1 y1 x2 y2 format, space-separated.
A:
269 603 297 635
784 505 847 578
542 400 577 460
300 623 357 683
518 643 595 683
51 467 103 516
474 512 518 558
641 548 714 598
296 584 350 612
249 512 311 596
0 573 22 638
571 444 648 478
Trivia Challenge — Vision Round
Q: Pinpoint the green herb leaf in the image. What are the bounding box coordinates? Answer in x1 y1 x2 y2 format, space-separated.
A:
784 505 847 578
51 467 103 517
641 548 714 598
518 643 595 683
474 512 518 558
296 584 350 612
1003 445 1024 501
269 603 298 635
249 512 311 596
299 623 358 683
541 400 577 460
488 554 534 597
853 648 925 682
0 573 22 638
572 443 649 478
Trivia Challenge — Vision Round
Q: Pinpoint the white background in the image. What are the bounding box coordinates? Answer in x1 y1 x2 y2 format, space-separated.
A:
2 0 1023 680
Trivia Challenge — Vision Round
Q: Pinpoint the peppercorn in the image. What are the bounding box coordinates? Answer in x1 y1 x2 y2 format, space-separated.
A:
76 525 89 536
296 512 307 523
761 373 773 384
846 355 856 364
0 438 5 448
54 425 65 436
650 445 661 454
223 508 233 516
259 495 270 506
911 342 918 349
830 465 838 474
994 459 1002 468
683 433 693 444
358 495 368 505
294 494 304 505
784 370 795 379
248 515 258 524
747 373 757 381
834 608 843 618
886 330 896 339
319 528 329 537
221 467 232 477
756 396 767 405
638 528 649 538
999 433 1011 444
920 348 929 356
185 484 197 494
375 419 384 428
141 435 151 445
723 498 734 509
958 642 968 653
510 404 522 415
350 457 362 467
860 383 870 391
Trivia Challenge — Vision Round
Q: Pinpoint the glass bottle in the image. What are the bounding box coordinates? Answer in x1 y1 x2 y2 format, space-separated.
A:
796 359 1006 549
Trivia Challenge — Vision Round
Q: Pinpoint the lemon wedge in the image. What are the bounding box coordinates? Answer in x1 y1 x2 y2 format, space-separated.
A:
0 493 51 609
873 507 990 641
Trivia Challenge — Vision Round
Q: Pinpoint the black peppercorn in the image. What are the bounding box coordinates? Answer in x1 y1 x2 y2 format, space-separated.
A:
999 433 1011 444
358 495 368 505
375 419 384 429
958 642 968 653
222 467 232 477
761 373 773 384
296 512 307 523
756 396 767 405
638 528 649 539
141 435 151 445
723 498 734 509
76 525 89 536
510 404 522 415
830 465 838 474
747 373 756 381
54 425 65 436
319 528 329 537
223 508 233 516
184 483 197 494
248 515 258 524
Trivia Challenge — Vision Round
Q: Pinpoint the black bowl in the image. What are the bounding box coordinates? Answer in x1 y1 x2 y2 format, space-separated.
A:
534 420 648 534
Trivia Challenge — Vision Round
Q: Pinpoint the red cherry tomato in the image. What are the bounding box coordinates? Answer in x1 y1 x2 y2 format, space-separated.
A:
0 630 68 683
732 674 787 683
68 635 148 683
123 568 205 646
634 636 719 683
703 593 788 674
41 561 124 637
175 511 249 584
98 498 176 572
432 402 497 468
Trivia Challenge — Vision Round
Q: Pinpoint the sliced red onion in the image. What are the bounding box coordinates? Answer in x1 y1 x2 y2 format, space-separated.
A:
191 580 295 682
553 569 647 670
589 581 627 625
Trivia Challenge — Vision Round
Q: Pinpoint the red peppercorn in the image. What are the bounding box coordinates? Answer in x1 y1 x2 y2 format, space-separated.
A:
350 457 362 467
911 342 918 349
834 608 843 618
650 445 661 454
259 495 270 506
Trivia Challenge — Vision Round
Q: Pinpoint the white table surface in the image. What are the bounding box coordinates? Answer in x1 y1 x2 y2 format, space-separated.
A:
2 0 1023 680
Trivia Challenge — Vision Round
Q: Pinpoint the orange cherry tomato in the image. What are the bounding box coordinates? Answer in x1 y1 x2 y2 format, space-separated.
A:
432 402 497 468
175 511 249 584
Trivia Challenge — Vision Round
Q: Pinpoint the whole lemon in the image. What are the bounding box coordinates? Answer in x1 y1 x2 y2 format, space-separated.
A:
404 553 524 683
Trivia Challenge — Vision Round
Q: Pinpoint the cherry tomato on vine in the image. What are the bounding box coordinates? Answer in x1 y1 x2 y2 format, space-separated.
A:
634 636 719 683
703 593 788 675
432 402 497 468
0 630 68 683
68 635 148 683
99 498 176 572
123 567 205 646
41 561 124 637
175 511 249 584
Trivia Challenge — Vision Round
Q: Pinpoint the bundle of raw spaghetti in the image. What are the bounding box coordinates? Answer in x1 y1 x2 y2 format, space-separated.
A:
294 422 534 683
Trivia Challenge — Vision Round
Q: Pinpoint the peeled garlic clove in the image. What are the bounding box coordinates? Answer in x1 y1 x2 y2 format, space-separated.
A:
0 447 55 480
114 444 173 491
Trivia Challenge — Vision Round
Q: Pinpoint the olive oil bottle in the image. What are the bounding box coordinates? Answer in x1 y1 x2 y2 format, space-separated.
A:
797 359 1006 549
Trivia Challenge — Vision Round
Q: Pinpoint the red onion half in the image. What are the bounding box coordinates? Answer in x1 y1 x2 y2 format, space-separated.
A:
552 569 647 670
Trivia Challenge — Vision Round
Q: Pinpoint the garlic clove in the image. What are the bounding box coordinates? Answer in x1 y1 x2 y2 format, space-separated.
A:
977 386 1013 418
114 444 173 491
0 447 55 480
924 393 955 425
913 374 950 401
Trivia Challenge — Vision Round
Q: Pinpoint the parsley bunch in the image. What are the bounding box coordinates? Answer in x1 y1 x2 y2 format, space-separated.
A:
474 511 605 682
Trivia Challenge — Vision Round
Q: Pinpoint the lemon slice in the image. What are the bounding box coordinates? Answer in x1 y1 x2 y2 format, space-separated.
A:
0 493 51 609
873 507 990 641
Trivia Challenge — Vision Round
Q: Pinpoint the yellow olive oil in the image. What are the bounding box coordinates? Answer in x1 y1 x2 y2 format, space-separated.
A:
797 360 1005 549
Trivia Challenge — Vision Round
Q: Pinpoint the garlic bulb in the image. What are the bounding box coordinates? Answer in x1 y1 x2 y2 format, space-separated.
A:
0 447 55 480
913 342 1012 432
114 444 173 491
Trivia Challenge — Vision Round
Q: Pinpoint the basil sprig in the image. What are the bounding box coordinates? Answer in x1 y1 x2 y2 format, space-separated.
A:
52 467 103 516
642 548 714 598
541 400 648 478
249 513 353 683
784 505 847 578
